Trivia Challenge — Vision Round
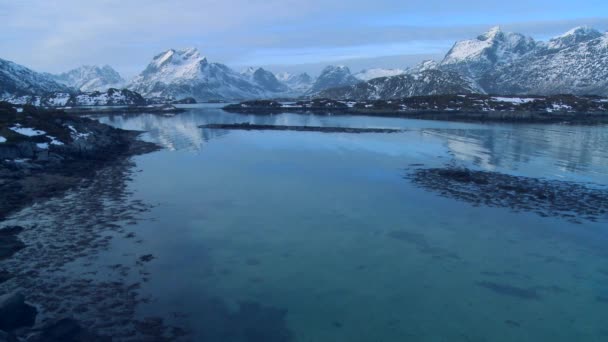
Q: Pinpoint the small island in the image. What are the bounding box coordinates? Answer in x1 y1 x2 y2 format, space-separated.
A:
223 95 608 124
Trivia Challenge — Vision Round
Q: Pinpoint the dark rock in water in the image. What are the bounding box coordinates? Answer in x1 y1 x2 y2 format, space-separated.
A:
504 320 521 328
0 270 12 284
0 330 17 342
200 123 404 134
476 281 541 300
31 318 111 342
0 292 37 331
0 226 25 261
408 167 608 223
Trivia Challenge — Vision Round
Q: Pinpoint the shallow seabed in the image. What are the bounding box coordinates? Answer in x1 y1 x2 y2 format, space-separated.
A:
28 105 608 341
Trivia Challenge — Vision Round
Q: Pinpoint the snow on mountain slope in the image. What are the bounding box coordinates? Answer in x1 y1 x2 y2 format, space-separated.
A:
485 32 608 95
318 69 481 100
439 26 608 96
1 58 70 96
441 26 538 79
407 60 439 73
275 72 314 93
52 65 125 92
129 48 281 101
309 65 360 94
546 26 603 50
242 67 289 93
354 68 406 81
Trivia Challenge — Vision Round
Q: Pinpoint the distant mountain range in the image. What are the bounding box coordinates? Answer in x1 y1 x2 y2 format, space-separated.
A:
1 26 608 103
325 26 608 100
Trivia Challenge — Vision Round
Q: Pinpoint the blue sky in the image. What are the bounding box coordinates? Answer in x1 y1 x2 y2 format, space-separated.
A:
1 0 607 77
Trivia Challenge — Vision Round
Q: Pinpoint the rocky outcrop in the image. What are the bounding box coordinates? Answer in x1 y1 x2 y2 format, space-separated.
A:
0 292 37 332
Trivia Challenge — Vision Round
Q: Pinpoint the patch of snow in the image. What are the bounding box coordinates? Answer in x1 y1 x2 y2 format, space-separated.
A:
49 136 64 145
0 136 6 143
66 125 90 139
10 125 46 137
491 97 536 104
36 143 49 149
354 68 405 81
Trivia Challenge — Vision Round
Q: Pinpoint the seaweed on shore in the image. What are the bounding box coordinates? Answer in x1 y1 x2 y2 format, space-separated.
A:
407 167 608 223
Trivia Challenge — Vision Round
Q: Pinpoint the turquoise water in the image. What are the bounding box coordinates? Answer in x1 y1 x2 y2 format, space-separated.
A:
98 105 608 341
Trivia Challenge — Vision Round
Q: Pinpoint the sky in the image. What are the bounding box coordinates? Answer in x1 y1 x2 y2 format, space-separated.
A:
1 0 608 78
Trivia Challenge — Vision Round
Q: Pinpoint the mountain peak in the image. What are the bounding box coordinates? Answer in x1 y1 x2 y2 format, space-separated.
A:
52 64 124 92
548 26 603 49
480 26 502 40
556 26 601 39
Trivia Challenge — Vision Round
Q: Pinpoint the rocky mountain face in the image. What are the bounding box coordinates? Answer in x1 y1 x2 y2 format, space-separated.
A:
482 28 608 95
308 66 361 93
3 88 146 107
1 58 70 97
320 26 608 100
242 67 289 93
440 26 608 96
128 48 289 101
275 72 314 93
354 68 406 81
51 65 125 92
318 69 480 100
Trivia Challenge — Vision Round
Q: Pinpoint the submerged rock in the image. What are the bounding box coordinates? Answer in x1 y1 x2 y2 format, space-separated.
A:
0 226 25 261
196 298 292 342
408 167 608 223
30 318 111 342
0 292 37 331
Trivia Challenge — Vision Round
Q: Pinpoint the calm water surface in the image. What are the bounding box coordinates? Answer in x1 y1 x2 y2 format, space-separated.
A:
96 104 608 341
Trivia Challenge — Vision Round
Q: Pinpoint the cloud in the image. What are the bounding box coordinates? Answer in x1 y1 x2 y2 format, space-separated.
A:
0 0 606 77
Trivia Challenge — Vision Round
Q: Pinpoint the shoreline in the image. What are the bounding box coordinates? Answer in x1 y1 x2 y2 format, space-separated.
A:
223 96 608 124
0 103 189 340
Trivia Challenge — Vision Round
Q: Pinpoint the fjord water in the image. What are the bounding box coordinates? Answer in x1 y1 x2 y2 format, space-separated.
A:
98 105 608 341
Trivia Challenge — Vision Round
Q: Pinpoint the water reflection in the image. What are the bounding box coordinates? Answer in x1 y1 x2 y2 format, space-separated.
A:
425 125 608 182
98 106 608 183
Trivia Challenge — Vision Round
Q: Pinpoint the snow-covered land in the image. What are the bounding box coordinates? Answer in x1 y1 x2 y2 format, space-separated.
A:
2 89 146 107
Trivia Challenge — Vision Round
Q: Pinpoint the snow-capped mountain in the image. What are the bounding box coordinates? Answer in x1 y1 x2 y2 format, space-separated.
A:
440 26 538 80
318 69 481 100
309 65 361 93
483 27 608 95
354 68 406 81
407 60 439 73
275 72 314 93
241 67 289 93
1 58 70 97
440 26 608 96
3 88 146 107
51 65 125 92
128 48 286 101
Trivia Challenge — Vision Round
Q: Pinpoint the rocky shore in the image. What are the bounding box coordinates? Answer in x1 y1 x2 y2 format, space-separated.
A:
0 102 189 341
223 95 608 124
0 102 158 220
